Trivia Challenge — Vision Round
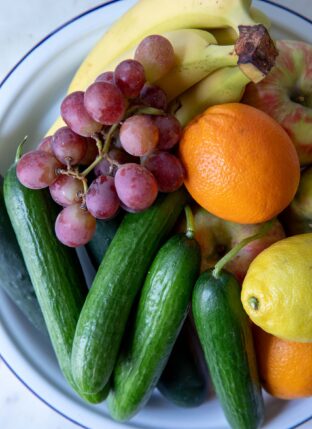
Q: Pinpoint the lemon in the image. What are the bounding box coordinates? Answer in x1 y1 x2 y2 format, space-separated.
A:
241 233 312 343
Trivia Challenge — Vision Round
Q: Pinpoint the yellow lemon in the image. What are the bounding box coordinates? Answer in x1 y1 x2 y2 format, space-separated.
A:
241 234 312 343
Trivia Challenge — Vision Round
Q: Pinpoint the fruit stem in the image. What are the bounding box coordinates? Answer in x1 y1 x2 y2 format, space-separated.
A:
212 219 275 278
93 133 103 155
81 123 119 177
125 106 165 119
185 205 195 239
15 136 28 163
248 296 259 311
235 24 278 83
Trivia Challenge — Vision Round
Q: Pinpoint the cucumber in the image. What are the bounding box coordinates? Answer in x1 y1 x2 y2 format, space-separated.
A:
4 163 108 404
157 317 209 408
107 233 201 421
72 189 189 395
0 176 46 333
86 214 123 268
192 269 264 429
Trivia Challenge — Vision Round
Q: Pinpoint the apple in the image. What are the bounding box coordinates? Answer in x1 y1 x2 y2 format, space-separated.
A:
242 40 312 165
189 207 286 283
281 166 312 235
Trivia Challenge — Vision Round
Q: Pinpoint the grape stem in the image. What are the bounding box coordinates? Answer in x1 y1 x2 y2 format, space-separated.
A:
57 167 88 201
80 123 119 177
212 219 275 278
184 205 195 239
125 105 165 118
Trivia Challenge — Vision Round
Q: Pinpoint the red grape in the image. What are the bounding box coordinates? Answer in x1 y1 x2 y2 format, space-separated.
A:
134 35 175 82
94 158 113 177
115 163 158 211
139 83 167 110
119 115 159 156
52 126 87 165
37 136 53 154
86 175 120 219
95 71 114 84
143 151 185 193
84 82 127 125
153 115 182 150
61 91 102 137
94 148 136 176
49 175 84 207
55 204 96 247
17 150 61 189
114 60 146 98
80 138 98 165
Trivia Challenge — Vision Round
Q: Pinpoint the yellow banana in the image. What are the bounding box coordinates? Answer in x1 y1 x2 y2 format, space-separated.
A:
156 44 239 101
173 66 250 126
69 0 258 93
47 28 217 135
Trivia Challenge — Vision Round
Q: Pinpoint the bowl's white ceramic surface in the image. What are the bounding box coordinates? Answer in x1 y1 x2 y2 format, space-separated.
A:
0 1 312 428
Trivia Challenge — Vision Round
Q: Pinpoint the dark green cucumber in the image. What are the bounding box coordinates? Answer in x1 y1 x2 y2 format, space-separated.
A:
72 189 189 395
192 269 264 429
0 176 46 333
107 233 201 421
157 317 209 408
86 213 123 268
4 164 108 404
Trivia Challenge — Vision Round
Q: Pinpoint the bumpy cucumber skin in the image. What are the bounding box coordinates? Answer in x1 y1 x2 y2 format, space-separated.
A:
86 214 123 268
108 234 201 421
72 189 189 395
192 270 264 429
0 176 46 333
4 165 108 404
157 317 209 408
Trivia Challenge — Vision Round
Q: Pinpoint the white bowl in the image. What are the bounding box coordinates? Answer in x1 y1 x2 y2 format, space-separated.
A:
1 1 312 428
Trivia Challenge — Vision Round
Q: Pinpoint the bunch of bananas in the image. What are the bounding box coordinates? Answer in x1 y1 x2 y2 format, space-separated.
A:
48 0 277 134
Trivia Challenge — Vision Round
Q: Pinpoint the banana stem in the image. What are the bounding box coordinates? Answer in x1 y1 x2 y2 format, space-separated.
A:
185 205 195 239
212 219 275 278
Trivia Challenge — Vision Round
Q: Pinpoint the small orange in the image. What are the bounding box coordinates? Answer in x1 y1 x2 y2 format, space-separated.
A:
179 103 300 224
253 326 312 399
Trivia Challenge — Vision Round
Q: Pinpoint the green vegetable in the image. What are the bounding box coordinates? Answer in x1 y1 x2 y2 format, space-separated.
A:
0 176 46 333
158 317 209 408
4 162 108 404
192 269 264 429
72 189 189 395
108 233 200 421
86 214 123 268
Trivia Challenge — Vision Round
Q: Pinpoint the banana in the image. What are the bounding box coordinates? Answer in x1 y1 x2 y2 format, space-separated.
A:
156 44 239 102
172 66 250 126
47 0 278 136
47 28 218 135
69 0 258 93
211 6 271 45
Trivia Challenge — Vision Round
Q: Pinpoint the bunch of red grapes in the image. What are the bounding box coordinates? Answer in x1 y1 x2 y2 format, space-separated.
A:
16 35 185 247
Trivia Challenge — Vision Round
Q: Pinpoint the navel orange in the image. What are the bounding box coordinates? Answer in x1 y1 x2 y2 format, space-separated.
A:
253 326 312 399
179 103 300 224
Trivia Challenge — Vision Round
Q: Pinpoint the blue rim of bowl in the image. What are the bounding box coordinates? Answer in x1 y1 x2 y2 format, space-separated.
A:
0 1 312 428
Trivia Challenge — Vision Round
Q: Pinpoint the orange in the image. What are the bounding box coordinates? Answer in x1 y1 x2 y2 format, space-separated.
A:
253 326 312 399
179 103 300 224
